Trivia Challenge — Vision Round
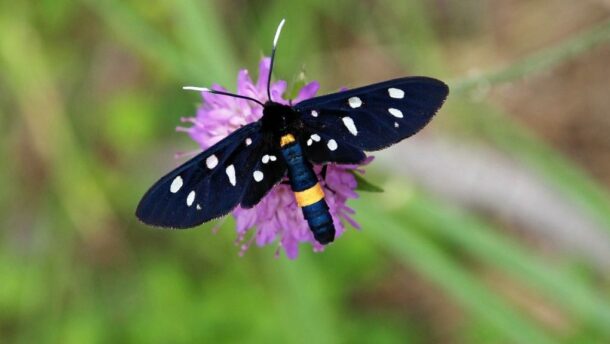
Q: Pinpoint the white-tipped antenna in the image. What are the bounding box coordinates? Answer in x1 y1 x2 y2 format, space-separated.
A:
267 19 285 102
182 86 264 107
273 18 286 48
183 86 210 92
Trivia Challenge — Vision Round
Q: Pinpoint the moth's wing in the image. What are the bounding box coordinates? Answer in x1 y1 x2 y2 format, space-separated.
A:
240 144 287 208
294 77 448 152
298 129 366 164
136 122 286 228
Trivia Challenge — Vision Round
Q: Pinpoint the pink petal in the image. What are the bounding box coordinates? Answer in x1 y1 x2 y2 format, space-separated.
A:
293 81 320 104
256 57 271 91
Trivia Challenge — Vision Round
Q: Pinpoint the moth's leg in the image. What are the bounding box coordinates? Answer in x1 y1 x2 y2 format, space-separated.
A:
280 176 291 186
320 164 337 194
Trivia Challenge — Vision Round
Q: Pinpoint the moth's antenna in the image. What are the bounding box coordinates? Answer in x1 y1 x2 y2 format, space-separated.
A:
267 18 285 103
182 86 265 107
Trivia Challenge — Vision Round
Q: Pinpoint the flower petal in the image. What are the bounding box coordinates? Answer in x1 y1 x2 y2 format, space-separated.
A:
293 81 320 104
270 80 287 103
256 57 271 91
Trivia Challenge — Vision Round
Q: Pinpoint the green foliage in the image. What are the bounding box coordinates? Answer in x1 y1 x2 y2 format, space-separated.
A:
1 1 610 343
352 172 384 193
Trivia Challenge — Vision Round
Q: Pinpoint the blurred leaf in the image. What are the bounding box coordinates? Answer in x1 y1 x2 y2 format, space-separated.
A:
83 0 190 81
352 172 384 192
360 184 610 339
170 0 237 85
455 99 610 233
0 4 117 236
403 191 610 335
272 256 339 344
103 92 157 155
356 196 557 344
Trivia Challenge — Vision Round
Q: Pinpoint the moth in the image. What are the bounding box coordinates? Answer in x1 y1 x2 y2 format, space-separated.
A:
136 20 448 245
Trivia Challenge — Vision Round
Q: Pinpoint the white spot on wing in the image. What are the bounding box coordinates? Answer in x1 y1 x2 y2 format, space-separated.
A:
311 110 318 117
170 176 183 193
226 165 236 186
196 204 202 210
388 88 405 99
269 155 277 161
307 139 313 146
388 108 404 118
348 97 362 108
342 117 358 136
206 154 218 169
186 191 196 207
262 155 270 164
311 134 321 142
253 170 264 182
394 122 399 128
245 138 252 146
327 139 338 151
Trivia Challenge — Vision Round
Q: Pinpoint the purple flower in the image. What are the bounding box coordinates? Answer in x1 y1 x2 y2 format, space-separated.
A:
178 57 368 258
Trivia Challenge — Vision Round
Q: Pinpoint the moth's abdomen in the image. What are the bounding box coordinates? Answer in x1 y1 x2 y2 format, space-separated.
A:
301 198 335 244
280 134 335 244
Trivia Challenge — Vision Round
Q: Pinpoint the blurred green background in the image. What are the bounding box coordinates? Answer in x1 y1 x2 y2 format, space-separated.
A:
2 0 610 343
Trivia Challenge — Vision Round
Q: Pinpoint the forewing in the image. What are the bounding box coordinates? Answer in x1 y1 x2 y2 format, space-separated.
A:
240 146 287 208
294 77 448 151
136 122 285 228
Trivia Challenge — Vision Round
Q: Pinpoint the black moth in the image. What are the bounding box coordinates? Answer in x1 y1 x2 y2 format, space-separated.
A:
136 20 448 245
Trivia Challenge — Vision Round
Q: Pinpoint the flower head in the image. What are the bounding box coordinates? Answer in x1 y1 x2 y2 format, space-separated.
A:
179 57 367 258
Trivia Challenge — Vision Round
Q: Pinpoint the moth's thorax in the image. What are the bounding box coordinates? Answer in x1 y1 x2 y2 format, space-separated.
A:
261 101 300 135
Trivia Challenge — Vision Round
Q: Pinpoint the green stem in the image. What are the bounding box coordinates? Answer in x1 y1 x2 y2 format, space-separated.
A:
451 19 610 94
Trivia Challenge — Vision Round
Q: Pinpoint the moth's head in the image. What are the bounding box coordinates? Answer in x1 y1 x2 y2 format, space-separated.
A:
262 101 292 117
262 101 298 134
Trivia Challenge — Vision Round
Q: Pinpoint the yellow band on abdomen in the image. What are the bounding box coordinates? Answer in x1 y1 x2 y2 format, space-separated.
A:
294 183 325 207
280 133 296 147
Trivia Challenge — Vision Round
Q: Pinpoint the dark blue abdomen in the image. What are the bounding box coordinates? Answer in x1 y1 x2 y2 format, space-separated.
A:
280 140 335 244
